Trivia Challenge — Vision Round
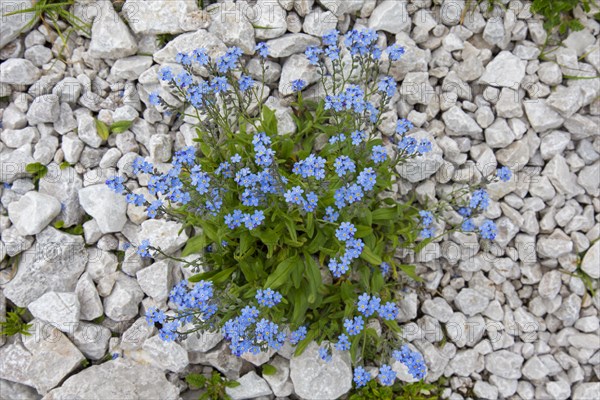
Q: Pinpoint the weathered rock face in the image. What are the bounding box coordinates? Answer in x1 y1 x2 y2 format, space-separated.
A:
78 184 128 234
0 320 85 394
0 0 37 49
7 191 61 236
123 0 200 35
88 0 137 59
290 342 353 400
42 358 180 399
3 227 88 307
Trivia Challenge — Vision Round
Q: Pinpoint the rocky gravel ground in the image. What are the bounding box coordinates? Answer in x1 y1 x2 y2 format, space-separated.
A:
1 0 599 399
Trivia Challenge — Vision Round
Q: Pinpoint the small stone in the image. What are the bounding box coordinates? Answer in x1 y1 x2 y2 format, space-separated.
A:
537 229 573 259
252 0 287 39
72 322 111 360
449 349 482 377
422 297 454 323
225 371 273 400
546 86 584 118
473 381 499 399
39 164 85 227
153 29 227 66
7 191 61 236
262 355 293 397
147 134 172 163
538 62 562 86
279 54 319 96
88 0 137 59
78 184 128 233
543 155 584 198
521 356 549 381
554 293 582 326
139 219 188 256
572 382 600 400
546 380 571 400
28 292 80 333
538 270 562 299
485 118 515 148
368 0 410 34
75 272 104 321
103 272 144 322
454 288 489 316
290 341 352 400
485 350 524 379
110 56 154 81
136 260 173 302
479 51 526 88
26 94 59 125
0 58 40 85
265 33 320 58
580 239 599 279
0 0 37 49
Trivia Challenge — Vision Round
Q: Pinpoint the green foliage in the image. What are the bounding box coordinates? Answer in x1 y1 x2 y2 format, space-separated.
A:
156 34 177 48
261 364 277 376
185 371 239 400
349 380 442 400
95 119 133 140
0 307 32 337
53 220 84 235
25 162 48 187
531 0 599 35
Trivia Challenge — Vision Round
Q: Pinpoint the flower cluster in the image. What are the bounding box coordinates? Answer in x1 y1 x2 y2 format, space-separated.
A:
255 288 282 308
356 293 398 321
393 345 427 380
328 223 364 278
222 306 286 356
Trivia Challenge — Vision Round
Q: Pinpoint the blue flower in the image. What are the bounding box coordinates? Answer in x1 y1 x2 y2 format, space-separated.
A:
255 42 269 58
393 345 426 380
319 346 332 362
289 326 307 345
324 206 339 223
396 118 414 135
497 166 512 182
419 210 434 227
398 136 417 154
239 75 255 91
387 44 406 61
146 200 162 218
158 67 173 81
470 189 490 210
479 220 497 240
461 218 475 232
304 192 318 212
378 302 398 320
137 239 151 258
334 156 356 177
343 316 364 336
378 76 397 97
174 71 193 88
357 168 377 191
145 306 166 325
417 139 432 154
211 76 229 93
159 321 180 342
380 262 390 276
353 366 372 388
225 209 246 229
292 154 326 180
176 52 192 65
305 46 323 65
378 364 396 386
191 48 209 65
420 227 434 239
345 183 363 204
126 193 145 206
351 130 366 146
216 46 242 73
291 79 307 92
458 207 472 217
371 145 387 163
335 334 350 351
322 29 339 46
106 176 125 193
284 186 305 206
231 153 242 163
244 210 265 230
256 288 282 308
328 257 349 278
149 92 160 106
336 222 357 242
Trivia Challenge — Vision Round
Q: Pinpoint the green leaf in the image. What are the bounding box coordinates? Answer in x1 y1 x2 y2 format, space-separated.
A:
95 119 110 140
399 264 423 282
265 255 298 289
370 270 384 292
372 207 397 221
181 236 205 257
109 120 133 134
360 244 382 265
59 161 71 170
355 225 372 238
25 162 48 178
53 220 65 229
262 364 277 376
224 380 241 388
303 252 321 304
306 212 314 238
291 288 309 325
293 329 316 357
185 373 207 389
358 265 370 291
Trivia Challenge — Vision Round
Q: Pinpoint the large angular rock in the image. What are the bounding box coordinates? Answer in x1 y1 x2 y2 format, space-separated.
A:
454 288 489 316
226 371 273 400
368 0 410 34
262 355 293 397
542 155 584 198
78 184 128 233
88 0 137 59
442 106 482 138
28 292 80 333
123 0 199 35
479 51 527 88
0 320 85 394
39 164 85 227
3 227 87 307
142 335 189 373
103 272 144 321
485 350 524 379
0 58 40 85
27 94 60 125
75 272 104 321
7 191 61 236
396 130 443 183
139 219 189 255
523 100 565 133
290 341 352 400
43 358 179 399
265 33 320 58
581 241 600 279
153 29 227 65
0 0 37 49
208 0 256 54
